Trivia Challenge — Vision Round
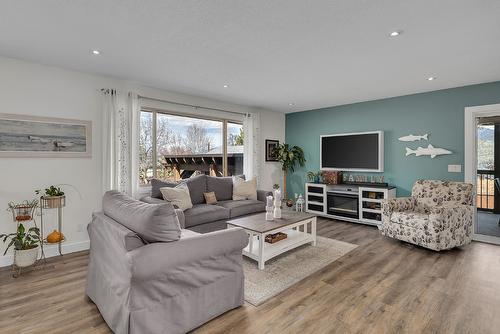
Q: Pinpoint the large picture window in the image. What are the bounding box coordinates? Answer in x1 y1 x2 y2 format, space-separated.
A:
139 110 244 185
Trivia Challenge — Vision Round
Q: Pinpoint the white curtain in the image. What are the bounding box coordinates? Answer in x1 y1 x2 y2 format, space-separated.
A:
243 112 261 185
101 89 139 196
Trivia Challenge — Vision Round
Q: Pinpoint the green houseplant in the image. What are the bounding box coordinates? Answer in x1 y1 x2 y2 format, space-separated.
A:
274 143 306 198
36 185 66 208
1 223 40 267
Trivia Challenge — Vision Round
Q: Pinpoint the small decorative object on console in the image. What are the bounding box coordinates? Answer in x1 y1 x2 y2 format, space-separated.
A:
265 232 287 244
321 171 342 185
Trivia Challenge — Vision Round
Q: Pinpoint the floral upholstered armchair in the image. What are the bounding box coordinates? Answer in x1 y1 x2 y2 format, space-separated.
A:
380 180 474 251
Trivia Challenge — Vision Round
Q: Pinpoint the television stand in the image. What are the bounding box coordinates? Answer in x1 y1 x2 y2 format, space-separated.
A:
305 182 396 226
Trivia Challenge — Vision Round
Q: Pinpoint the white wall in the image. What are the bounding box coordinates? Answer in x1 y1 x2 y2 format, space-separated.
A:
0 56 285 265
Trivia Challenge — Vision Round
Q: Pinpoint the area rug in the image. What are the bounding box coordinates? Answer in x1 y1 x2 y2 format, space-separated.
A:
243 236 358 306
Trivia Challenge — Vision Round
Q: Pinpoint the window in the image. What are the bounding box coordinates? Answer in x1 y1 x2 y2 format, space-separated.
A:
139 110 244 185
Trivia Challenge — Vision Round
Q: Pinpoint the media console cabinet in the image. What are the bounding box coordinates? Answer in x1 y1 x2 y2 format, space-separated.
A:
305 182 396 226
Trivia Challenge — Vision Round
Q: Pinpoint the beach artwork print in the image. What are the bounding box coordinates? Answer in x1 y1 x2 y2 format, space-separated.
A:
0 113 92 157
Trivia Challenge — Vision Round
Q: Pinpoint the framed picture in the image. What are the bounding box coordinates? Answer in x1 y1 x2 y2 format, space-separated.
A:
265 139 279 162
0 113 92 158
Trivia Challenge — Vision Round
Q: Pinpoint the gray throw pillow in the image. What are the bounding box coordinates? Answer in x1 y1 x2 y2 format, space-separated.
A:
103 190 181 243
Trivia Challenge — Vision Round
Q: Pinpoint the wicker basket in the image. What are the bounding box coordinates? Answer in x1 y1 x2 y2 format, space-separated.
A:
41 196 66 209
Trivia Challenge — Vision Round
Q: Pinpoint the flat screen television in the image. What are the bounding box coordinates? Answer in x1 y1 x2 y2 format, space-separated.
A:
320 131 384 172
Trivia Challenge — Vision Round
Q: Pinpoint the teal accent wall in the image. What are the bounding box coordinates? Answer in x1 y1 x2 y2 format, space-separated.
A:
285 81 500 197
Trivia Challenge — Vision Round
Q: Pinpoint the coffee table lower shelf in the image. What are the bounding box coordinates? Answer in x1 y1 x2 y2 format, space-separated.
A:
228 215 317 270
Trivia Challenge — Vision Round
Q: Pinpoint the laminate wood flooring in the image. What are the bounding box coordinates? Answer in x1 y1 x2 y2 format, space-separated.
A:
1 218 500 334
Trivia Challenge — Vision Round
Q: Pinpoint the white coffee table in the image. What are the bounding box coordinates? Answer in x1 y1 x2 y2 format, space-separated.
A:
227 211 317 270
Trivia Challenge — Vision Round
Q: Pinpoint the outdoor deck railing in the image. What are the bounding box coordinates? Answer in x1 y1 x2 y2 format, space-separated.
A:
477 170 495 210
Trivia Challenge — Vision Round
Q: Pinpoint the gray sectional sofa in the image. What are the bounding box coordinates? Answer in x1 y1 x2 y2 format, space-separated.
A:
86 191 249 334
141 174 269 233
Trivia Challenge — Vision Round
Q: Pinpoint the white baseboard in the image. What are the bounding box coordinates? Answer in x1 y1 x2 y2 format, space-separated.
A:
0 240 90 268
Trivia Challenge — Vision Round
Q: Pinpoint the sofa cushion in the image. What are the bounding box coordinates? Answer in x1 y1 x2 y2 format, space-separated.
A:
217 200 265 218
103 190 181 243
206 176 233 201
151 178 178 199
390 211 430 230
185 175 207 205
183 204 230 228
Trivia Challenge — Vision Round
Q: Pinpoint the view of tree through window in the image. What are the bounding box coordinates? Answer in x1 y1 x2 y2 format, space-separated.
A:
139 111 244 185
477 124 494 170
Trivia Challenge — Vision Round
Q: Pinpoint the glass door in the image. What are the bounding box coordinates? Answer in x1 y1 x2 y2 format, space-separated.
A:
476 121 500 240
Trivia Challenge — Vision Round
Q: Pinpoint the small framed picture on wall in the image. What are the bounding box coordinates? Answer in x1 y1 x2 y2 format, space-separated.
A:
265 139 279 161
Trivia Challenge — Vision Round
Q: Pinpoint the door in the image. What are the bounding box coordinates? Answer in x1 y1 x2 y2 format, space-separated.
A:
465 104 500 245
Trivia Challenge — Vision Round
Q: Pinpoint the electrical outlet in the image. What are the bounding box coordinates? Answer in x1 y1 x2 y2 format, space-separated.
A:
77 223 85 232
448 164 462 173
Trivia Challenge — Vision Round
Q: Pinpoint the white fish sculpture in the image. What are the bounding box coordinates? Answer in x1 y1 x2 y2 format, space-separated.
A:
398 134 428 142
405 144 452 158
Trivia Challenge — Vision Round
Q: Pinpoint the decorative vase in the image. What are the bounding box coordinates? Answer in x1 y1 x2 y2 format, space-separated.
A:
15 246 39 267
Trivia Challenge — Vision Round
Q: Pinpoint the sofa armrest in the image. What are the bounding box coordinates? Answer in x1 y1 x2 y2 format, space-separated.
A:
428 203 474 232
257 189 272 202
382 197 415 214
130 228 248 281
381 197 415 227
140 196 165 204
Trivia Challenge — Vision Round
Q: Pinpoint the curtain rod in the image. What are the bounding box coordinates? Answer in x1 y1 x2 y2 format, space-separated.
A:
137 95 248 116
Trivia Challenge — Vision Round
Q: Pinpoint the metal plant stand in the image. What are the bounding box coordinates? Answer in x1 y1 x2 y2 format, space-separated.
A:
8 201 45 277
40 195 66 256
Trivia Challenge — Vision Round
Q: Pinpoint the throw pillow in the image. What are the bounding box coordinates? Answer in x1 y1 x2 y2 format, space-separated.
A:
160 184 193 211
204 191 218 204
232 176 257 200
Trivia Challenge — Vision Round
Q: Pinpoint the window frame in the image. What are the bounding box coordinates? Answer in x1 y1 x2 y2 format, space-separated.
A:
140 107 243 184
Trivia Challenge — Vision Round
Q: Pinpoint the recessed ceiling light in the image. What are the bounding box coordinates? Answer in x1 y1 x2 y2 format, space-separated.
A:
92 50 101 55
427 76 436 81
288 103 295 106
223 84 229 88
389 30 402 37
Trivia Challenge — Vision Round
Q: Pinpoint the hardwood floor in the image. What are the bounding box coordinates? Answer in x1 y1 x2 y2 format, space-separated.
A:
1 218 500 334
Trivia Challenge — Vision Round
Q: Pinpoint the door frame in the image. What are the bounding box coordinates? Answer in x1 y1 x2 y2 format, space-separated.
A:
465 103 500 245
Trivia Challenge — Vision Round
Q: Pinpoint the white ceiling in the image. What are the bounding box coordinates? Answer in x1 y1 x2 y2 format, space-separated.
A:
1 0 499 113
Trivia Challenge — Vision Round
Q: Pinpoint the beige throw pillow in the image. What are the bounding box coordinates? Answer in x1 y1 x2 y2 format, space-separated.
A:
160 184 193 211
204 191 218 204
232 176 257 200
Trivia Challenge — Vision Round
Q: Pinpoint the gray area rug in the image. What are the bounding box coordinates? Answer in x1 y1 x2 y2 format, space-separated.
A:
243 236 358 306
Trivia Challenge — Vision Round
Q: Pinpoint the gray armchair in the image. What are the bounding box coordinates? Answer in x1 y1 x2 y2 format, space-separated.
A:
86 191 248 334
380 180 474 251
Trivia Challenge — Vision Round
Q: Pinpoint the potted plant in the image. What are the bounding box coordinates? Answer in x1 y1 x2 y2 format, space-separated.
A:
274 143 306 198
273 183 280 190
1 223 40 267
307 171 322 183
36 185 65 209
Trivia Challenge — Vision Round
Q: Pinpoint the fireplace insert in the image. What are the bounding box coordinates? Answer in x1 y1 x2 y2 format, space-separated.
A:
327 191 359 218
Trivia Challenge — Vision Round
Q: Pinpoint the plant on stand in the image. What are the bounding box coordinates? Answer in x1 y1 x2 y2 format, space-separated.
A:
36 185 65 209
1 223 40 267
274 143 306 199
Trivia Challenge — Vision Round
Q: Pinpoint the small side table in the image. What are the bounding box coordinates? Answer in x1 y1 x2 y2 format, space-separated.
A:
40 195 66 256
